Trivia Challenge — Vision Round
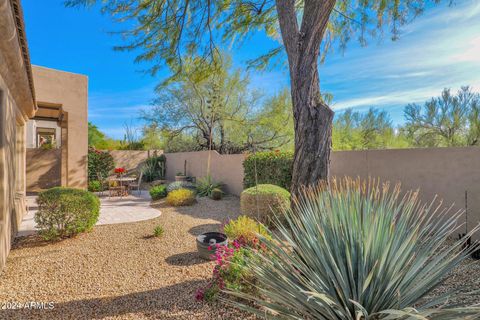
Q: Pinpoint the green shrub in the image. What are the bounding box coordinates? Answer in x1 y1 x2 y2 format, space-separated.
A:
142 154 166 182
224 216 270 247
196 175 223 197
88 180 102 192
210 188 223 200
149 185 168 200
166 188 196 206
228 178 480 319
153 225 164 237
240 184 290 227
35 187 100 240
88 147 115 181
243 151 293 190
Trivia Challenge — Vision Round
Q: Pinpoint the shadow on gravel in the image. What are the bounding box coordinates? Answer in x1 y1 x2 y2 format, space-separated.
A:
0 280 216 320
165 251 210 266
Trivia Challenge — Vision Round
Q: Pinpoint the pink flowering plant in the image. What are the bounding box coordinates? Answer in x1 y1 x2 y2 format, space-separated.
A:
195 216 270 302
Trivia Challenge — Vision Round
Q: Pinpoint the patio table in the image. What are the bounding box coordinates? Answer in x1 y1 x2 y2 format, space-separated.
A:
108 176 136 197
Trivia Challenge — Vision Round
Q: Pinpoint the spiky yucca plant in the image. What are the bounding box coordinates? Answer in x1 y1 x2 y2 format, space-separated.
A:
225 178 480 319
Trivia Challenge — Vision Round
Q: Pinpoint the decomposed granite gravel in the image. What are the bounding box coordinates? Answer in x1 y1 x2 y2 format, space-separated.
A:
2 195 480 319
0 196 255 320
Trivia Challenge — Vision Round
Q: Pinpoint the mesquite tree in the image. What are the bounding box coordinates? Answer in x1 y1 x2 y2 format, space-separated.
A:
67 0 438 194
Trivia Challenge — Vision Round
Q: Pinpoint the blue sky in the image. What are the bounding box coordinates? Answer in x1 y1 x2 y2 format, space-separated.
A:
23 1 480 139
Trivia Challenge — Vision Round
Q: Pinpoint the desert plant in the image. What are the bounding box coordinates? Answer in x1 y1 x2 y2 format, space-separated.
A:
166 188 196 206
210 188 223 200
196 176 223 197
226 178 480 319
88 180 102 192
149 185 168 200
243 151 293 190
142 154 166 182
223 216 270 247
240 184 290 227
167 181 194 193
35 187 100 240
153 225 164 237
88 147 115 181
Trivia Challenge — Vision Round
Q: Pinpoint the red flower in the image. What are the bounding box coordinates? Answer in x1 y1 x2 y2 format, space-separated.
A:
114 167 125 174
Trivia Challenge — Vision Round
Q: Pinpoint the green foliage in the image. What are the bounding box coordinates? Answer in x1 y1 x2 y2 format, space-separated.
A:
240 184 290 227
35 187 100 240
66 0 431 82
404 86 480 147
165 188 196 206
142 154 166 182
196 176 223 197
332 108 410 151
153 225 164 237
166 181 194 193
140 55 293 154
210 188 223 200
88 180 102 192
149 185 168 200
243 151 293 190
88 147 115 181
223 216 270 247
227 178 480 319
88 122 121 150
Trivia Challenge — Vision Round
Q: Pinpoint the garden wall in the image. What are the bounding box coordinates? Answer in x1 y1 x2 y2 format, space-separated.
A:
163 147 480 235
164 151 245 195
108 150 162 172
26 148 61 191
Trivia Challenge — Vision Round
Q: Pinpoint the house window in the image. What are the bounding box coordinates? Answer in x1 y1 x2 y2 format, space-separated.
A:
36 127 56 149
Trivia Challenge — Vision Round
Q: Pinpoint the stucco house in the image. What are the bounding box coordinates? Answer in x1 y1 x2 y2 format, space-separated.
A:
0 0 88 270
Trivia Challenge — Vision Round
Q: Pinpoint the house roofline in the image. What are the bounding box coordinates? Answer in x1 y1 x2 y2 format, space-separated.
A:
9 0 35 105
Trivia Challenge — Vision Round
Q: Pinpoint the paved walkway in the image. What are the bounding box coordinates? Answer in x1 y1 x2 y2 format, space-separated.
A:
18 192 161 237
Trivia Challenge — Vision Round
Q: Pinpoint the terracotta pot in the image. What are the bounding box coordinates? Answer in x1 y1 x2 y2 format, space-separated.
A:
175 175 188 182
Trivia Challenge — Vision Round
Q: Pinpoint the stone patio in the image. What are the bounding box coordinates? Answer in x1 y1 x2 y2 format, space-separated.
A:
18 191 161 237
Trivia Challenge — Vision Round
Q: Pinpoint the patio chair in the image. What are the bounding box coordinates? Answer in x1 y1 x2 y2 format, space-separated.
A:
129 170 144 195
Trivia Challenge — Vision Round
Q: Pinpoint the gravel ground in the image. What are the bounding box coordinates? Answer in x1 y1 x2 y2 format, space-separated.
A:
0 196 255 320
2 195 479 319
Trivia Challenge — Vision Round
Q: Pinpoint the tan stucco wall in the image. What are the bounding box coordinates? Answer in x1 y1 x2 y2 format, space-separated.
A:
162 148 480 236
0 74 28 269
108 150 161 173
164 151 246 196
31 66 88 189
0 0 34 270
26 149 61 191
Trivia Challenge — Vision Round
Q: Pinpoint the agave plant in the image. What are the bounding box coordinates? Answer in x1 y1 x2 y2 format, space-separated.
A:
225 178 480 319
196 175 223 197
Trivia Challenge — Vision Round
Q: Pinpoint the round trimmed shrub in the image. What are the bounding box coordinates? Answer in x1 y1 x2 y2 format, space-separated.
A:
35 187 100 240
150 185 168 200
210 188 223 200
240 184 290 227
166 188 196 206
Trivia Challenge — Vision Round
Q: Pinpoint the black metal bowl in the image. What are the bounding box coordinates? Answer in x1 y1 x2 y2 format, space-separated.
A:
196 232 228 260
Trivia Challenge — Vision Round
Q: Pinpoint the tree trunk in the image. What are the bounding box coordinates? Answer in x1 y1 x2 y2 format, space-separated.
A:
275 0 336 197
291 84 334 196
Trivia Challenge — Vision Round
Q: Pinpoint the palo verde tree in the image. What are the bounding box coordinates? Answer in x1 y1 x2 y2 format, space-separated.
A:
66 0 442 194
141 55 293 154
404 86 480 147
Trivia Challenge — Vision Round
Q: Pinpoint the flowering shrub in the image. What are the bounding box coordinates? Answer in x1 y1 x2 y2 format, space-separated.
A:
195 216 269 302
223 215 270 247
